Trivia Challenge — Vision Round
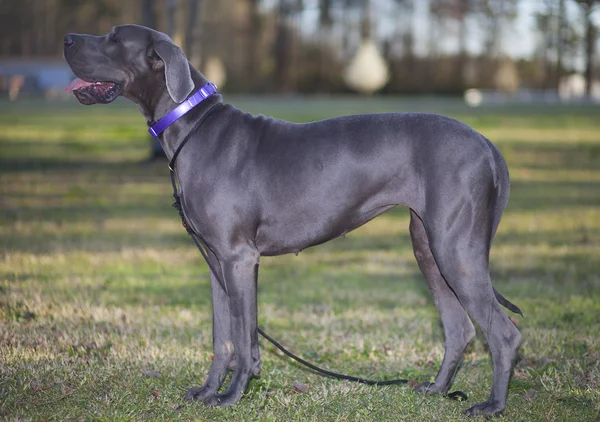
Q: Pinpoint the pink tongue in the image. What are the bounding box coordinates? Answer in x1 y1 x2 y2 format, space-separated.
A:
65 78 95 92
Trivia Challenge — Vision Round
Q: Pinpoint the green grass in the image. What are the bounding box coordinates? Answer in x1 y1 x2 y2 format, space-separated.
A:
1 97 599 421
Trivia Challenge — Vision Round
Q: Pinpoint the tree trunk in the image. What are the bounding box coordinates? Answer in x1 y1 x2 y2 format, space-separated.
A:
185 0 201 64
141 0 156 29
166 0 175 38
455 12 467 91
583 6 595 97
274 0 295 93
555 0 566 91
318 0 333 92
361 0 371 40
248 0 262 89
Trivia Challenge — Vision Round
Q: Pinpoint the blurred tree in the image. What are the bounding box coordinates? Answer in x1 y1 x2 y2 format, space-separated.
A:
316 0 334 91
535 0 577 90
273 0 303 93
429 0 477 92
360 0 372 40
556 0 567 90
394 0 415 59
573 0 599 97
248 0 263 88
166 0 177 42
475 0 519 90
0 0 590 95
319 0 334 28
185 0 202 67
141 0 156 29
0 0 31 55
477 0 518 57
0 0 119 56
385 0 418 93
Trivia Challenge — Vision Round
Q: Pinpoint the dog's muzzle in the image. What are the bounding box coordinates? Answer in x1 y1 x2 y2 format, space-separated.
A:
65 78 121 105
74 81 120 105
63 34 122 105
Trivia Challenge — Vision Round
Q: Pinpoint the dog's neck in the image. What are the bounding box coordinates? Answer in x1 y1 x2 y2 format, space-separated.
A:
126 65 222 159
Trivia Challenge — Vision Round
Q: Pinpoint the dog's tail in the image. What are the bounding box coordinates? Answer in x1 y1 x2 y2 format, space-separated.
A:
493 287 523 316
485 136 523 317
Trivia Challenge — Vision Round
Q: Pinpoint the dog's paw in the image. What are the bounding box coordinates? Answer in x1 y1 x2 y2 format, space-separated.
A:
464 400 504 418
184 386 215 402
414 382 446 394
203 392 241 407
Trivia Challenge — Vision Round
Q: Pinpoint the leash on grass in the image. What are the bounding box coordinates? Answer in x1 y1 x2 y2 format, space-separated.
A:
165 113 467 399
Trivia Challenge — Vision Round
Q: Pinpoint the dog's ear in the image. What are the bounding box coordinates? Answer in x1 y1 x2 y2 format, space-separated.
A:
152 40 194 103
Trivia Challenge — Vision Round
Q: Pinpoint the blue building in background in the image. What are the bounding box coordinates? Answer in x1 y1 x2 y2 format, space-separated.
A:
0 59 73 99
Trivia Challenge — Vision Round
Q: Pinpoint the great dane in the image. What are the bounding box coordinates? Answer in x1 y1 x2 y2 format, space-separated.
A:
63 24 522 417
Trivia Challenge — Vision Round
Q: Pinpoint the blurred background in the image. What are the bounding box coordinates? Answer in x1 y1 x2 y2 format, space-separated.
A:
1 2 600 420
0 0 599 101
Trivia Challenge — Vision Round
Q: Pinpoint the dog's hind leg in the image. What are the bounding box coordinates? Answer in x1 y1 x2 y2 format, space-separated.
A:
185 269 235 402
425 189 521 417
409 209 475 394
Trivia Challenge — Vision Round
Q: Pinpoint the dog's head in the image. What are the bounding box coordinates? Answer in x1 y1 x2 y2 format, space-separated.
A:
63 24 194 106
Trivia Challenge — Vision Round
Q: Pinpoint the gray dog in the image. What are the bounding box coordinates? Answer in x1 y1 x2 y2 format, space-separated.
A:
63 24 522 417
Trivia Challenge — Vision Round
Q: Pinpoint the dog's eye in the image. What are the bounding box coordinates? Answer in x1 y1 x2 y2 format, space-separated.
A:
109 33 120 43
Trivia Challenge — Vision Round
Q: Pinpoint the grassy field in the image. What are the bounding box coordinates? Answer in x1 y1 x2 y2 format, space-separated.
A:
1 97 599 421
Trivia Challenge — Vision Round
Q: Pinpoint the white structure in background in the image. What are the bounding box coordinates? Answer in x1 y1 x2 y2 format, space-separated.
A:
465 74 600 107
559 74 600 102
464 89 484 107
344 40 389 94
203 56 227 89
494 58 520 93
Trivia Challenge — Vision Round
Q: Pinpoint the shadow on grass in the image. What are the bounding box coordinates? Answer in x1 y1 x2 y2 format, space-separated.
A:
3 177 599 254
0 268 213 309
498 140 600 171
3 201 175 224
0 230 192 254
0 157 167 177
508 180 600 211
1 224 415 256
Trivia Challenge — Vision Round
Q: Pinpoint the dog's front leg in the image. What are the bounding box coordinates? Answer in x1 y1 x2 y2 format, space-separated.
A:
203 249 260 407
185 270 234 401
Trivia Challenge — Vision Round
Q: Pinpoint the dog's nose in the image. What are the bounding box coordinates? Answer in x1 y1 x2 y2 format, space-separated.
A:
64 34 76 48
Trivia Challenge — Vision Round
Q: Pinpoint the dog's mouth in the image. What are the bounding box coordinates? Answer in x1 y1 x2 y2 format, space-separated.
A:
65 78 121 105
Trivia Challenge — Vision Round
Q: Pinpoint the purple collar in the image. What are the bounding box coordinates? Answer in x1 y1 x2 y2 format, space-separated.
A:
148 82 218 137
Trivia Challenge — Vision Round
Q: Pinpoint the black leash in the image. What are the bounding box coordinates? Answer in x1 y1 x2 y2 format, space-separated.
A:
165 108 467 398
256 326 410 386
